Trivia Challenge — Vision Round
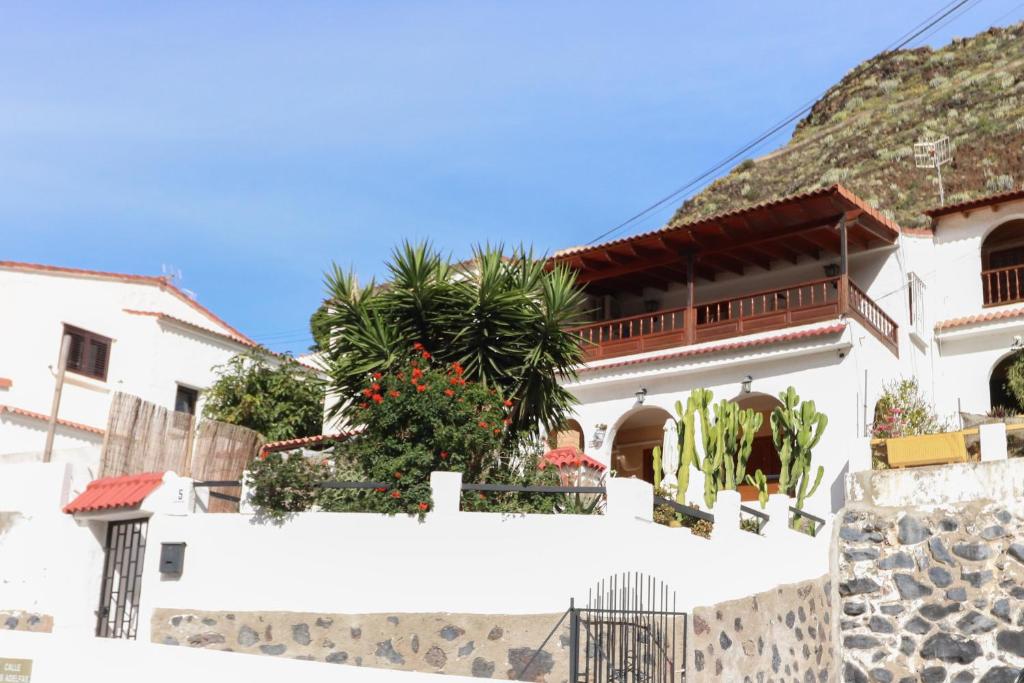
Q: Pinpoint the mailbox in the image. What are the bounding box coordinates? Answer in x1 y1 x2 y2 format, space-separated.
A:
159 542 186 575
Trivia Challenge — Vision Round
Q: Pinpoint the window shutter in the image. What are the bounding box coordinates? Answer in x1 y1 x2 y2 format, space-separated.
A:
89 338 109 378
66 331 85 372
62 325 111 381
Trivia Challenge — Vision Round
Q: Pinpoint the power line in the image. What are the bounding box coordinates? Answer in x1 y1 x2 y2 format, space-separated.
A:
583 0 979 247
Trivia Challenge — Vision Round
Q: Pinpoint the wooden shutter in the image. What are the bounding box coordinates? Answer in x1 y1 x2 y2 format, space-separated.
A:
63 325 112 381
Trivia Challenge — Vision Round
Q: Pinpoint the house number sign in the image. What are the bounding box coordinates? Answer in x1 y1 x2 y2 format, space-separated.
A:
0 658 31 683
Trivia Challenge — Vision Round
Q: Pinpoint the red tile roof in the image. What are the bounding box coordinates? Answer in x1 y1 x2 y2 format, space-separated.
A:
0 404 105 436
576 323 848 374
935 307 1024 331
0 261 254 345
924 189 1024 219
540 446 606 472
260 431 360 455
63 472 165 514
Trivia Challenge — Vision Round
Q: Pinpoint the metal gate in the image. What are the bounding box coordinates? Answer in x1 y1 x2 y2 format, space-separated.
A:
569 573 685 682
96 518 148 639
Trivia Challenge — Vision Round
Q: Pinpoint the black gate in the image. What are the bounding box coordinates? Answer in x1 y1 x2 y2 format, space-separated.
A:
569 573 685 683
96 518 148 639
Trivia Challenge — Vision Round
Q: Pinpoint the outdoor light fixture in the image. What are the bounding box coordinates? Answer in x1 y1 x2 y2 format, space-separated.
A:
591 424 607 449
635 387 648 405
823 263 840 278
741 375 753 394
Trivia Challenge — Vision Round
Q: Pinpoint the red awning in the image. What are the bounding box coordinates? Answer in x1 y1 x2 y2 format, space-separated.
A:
540 446 606 472
63 472 165 514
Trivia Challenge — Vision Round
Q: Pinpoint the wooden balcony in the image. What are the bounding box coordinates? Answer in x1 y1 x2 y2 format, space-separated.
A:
982 265 1024 307
569 275 898 361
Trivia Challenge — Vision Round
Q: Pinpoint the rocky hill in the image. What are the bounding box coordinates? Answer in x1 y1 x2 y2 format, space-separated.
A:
671 21 1024 229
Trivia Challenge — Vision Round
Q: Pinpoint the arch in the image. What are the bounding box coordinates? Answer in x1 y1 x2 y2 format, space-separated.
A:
609 406 674 484
981 219 1024 306
734 392 784 501
549 419 585 451
990 351 1022 413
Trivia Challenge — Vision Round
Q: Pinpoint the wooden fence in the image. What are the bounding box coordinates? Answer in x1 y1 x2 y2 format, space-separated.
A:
100 392 263 511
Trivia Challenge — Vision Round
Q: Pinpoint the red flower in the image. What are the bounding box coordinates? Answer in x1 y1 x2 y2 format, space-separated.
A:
391 491 401 499
418 502 429 511
493 428 501 435
372 394 384 404
478 421 488 429
503 418 512 426
417 384 428 393
413 342 424 351
503 399 513 407
421 351 431 360
258 451 269 461
359 402 369 409
450 377 459 385
321 459 329 466
362 388 373 397
371 383 381 392
444 389 455 397
375 487 387 493
440 451 449 459
394 471 402 479
411 367 424 380
389 390 401 398
373 372 382 380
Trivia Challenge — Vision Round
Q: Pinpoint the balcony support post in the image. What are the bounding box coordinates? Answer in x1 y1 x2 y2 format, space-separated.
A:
685 252 696 346
838 217 850 314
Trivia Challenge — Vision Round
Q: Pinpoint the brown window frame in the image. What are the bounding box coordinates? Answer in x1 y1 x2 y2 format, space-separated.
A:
63 324 112 382
174 384 199 416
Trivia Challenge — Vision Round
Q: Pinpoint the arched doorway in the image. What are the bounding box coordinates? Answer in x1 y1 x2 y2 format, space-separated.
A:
990 353 1022 412
734 393 783 502
610 407 673 484
982 219 1024 306
549 419 585 451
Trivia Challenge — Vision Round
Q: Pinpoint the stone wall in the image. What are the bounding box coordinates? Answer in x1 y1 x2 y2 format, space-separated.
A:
151 609 569 680
836 500 1024 682
689 575 834 682
0 611 52 633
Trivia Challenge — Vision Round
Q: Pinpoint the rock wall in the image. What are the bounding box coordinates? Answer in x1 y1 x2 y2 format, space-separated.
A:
836 500 1024 682
0 611 52 633
151 609 569 680
689 575 834 682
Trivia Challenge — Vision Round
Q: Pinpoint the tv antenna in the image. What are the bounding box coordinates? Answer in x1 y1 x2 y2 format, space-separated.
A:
914 136 952 205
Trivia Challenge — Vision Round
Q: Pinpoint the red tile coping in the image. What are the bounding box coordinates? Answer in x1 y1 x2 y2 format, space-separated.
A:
0 404 104 435
935 307 1024 331
540 446 606 472
575 323 848 373
63 472 165 514
0 261 254 345
0 378 11 389
924 188 1024 219
260 432 361 455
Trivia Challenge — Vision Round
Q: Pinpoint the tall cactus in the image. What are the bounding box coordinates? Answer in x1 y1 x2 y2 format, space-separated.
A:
672 388 711 504
652 445 663 490
698 397 763 507
771 387 828 510
745 469 770 509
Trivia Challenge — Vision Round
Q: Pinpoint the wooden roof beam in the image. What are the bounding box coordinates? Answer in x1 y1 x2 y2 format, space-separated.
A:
573 251 684 284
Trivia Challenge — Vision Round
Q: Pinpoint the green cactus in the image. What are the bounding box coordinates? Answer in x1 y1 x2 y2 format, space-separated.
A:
698 397 764 507
770 386 828 511
672 388 711 504
745 469 770 509
652 445 663 490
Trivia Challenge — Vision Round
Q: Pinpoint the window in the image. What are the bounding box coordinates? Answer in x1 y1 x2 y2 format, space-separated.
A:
907 272 925 337
174 385 199 415
63 325 111 381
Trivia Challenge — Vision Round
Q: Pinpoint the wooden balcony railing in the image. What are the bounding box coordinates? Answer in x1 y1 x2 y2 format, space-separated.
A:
982 265 1024 307
569 275 898 361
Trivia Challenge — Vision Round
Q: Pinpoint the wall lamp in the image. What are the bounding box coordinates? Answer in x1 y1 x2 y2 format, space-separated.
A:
635 387 648 405
591 424 607 449
741 375 753 394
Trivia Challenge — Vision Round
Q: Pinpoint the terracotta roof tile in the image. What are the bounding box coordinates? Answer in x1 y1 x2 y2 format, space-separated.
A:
576 323 848 373
0 261 253 344
540 446 606 472
935 307 1024 331
924 188 1024 219
260 431 360 454
0 404 104 436
63 472 165 514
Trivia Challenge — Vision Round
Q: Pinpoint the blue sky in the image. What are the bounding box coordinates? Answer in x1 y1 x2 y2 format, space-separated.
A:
4 1 1022 353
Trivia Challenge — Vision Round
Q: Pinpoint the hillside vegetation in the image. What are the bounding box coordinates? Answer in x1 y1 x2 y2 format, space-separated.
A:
671 22 1024 229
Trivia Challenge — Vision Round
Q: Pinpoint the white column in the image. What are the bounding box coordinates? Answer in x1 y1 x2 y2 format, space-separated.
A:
847 436 874 473
764 493 792 539
606 477 653 522
661 419 679 491
429 471 463 515
711 490 741 539
980 422 1008 462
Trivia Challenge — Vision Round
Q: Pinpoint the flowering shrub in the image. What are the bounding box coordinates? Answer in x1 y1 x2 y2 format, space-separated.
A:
247 449 331 517
871 377 947 438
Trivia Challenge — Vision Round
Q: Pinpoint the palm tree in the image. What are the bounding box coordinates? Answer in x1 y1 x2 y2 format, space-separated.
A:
322 241 586 434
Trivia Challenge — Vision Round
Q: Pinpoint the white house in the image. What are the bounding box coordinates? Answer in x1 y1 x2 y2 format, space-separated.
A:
0 261 283 467
549 185 1024 515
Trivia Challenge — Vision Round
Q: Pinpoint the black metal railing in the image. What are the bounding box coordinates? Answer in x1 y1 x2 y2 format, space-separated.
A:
654 496 714 524
740 504 770 535
790 506 826 537
462 483 606 495
192 480 243 504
